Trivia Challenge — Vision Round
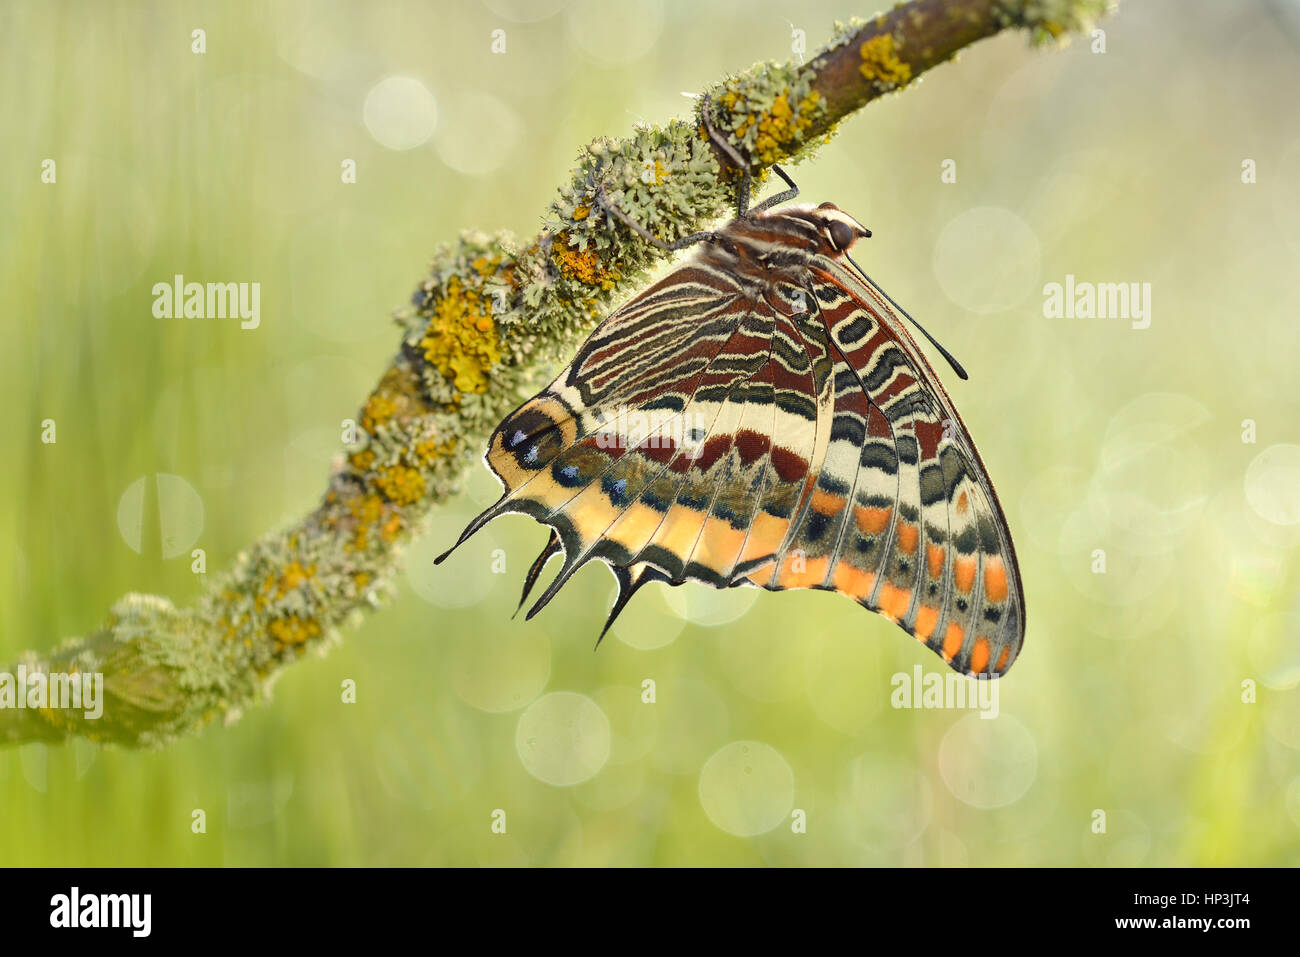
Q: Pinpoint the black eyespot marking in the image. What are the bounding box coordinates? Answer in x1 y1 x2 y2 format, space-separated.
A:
555 462 583 487
603 476 629 505
502 408 562 470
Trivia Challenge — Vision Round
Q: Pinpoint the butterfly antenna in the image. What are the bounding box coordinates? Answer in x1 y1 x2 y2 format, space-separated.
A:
844 252 969 381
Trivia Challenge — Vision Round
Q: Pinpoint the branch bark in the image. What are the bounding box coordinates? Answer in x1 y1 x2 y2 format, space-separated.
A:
3 0 1111 748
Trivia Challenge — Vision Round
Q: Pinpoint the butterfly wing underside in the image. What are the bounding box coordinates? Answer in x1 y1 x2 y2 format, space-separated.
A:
439 251 1024 677
774 260 1025 676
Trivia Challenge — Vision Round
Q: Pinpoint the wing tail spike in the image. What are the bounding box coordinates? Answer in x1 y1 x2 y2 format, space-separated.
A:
516 529 562 618
433 497 509 565
594 566 635 649
523 550 586 622
594 564 667 650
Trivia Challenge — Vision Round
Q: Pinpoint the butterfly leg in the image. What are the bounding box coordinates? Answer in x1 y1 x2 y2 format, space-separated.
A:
594 182 718 251
697 93 754 215
748 165 800 214
593 94 796 249
698 96 799 216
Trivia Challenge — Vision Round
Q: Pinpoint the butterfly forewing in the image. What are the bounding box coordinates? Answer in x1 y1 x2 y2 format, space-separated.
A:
809 258 1024 675
440 204 1024 677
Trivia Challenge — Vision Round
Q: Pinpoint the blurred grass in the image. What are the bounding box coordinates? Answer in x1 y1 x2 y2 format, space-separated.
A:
1 0 1298 865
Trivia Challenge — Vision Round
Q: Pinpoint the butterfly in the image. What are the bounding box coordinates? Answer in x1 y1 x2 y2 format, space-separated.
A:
438 112 1025 678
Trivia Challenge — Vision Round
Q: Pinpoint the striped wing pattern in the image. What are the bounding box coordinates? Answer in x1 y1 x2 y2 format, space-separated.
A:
439 205 1024 677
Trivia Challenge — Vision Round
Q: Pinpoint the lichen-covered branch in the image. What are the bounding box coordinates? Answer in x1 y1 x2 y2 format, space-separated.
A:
803 0 1109 142
2 0 1111 748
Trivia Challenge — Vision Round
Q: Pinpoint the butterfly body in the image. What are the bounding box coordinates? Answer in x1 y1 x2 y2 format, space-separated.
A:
439 202 1025 678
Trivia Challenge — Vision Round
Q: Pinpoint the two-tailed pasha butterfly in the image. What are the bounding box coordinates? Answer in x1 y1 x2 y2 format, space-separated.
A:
438 103 1024 678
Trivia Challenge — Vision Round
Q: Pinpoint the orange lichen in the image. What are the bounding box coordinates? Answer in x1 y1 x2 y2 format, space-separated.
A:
269 615 321 647
380 513 404 543
345 492 386 552
349 492 384 525
414 436 456 464
420 275 502 394
859 33 913 89
362 393 398 432
374 464 426 506
276 560 315 596
552 232 619 289
715 88 822 166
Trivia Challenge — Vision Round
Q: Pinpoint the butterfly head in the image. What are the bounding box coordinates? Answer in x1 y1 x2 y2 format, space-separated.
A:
731 202 872 265
809 202 872 256
706 202 875 287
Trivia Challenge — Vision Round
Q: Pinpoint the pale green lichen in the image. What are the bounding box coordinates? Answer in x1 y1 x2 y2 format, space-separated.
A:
828 16 872 48
19 593 252 748
996 0 1113 46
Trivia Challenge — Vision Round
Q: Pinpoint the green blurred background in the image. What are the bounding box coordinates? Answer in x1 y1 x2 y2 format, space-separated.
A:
2 0 1299 866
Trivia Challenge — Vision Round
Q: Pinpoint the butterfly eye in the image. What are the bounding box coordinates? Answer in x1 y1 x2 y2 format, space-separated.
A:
828 219 856 252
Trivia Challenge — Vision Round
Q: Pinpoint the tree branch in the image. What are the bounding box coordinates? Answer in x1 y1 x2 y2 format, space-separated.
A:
3 0 1111 748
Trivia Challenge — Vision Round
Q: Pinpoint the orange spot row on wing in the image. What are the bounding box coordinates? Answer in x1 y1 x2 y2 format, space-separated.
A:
954 556 976 595
941 622 964 662
854 506 891 536
831 564 875 600
811 489 847 517
984 556 1008 603
925 543 945 580
894 520 918 555
913 605 939 641
876 583 912 623
776 555 830 589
